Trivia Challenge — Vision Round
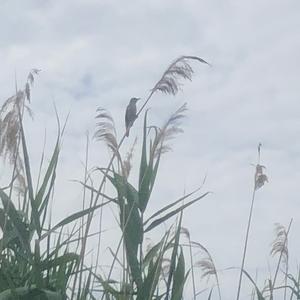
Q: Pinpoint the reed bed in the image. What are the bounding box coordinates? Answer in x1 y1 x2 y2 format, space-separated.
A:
0 57 297 300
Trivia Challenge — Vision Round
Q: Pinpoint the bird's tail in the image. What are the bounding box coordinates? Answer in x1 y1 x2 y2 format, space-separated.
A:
126 128 129 137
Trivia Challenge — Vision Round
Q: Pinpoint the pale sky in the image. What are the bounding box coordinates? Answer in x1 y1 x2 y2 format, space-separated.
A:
1 1 300 299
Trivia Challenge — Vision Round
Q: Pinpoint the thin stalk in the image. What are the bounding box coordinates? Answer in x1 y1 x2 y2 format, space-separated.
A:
188 237 196 300
151 234 171 300
77 185 95 299
236 187 256 300
122 184 126 296
140 213 144 272
79 132 90 273
35 129 47 195
92 182 106 288
215 262 222 300
284 259 288 300
165 215 181 300
100 193 142 300
206 249 222 300
272 219 293 292
236 144 263 300
71 133 89 299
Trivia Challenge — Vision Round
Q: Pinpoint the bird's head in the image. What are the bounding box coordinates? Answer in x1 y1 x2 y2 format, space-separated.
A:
130 97 140 104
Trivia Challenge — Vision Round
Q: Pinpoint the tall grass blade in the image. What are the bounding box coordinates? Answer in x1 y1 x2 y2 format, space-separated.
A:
0 189 30 254
40 200 111 240
137 232 170 300
207 288 214 300
170 248 187 300
35 139 59 210
144 192 209 233
165 213 183 300
19 116 41 237
241 269 265 300
144 188 206 226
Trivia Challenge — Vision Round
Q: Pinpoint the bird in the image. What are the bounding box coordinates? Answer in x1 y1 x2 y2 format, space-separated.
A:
125 97 140 137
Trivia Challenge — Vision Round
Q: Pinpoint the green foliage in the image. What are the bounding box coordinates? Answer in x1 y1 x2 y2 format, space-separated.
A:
0 76 208 300
0 122 82 298
97 104 208 299
2 56 296 300
0 88 93 298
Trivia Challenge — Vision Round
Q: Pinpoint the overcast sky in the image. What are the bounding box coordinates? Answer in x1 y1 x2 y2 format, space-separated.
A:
1 0 300 299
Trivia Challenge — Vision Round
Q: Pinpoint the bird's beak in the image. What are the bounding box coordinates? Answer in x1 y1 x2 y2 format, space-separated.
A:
136 98 140 101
